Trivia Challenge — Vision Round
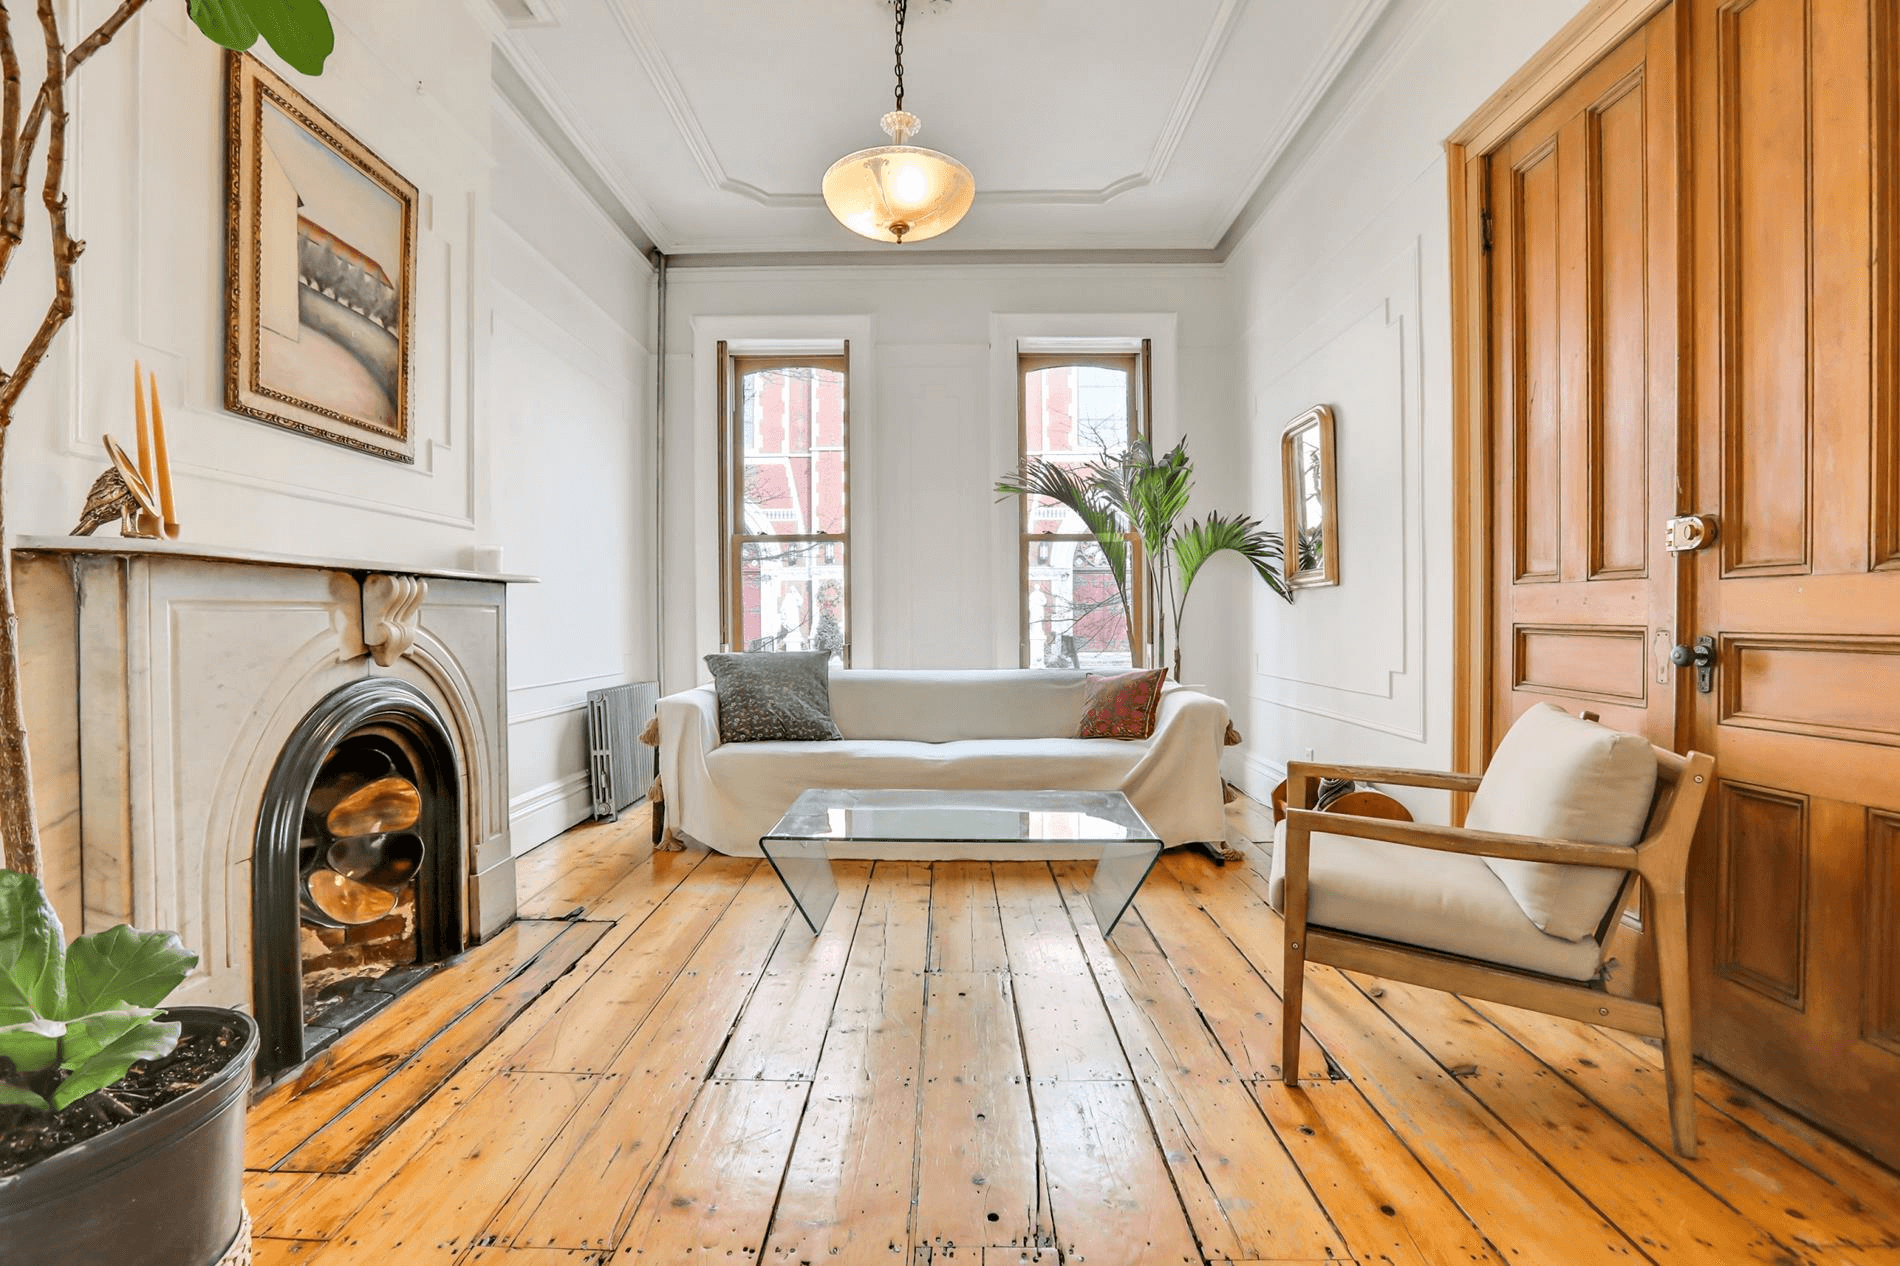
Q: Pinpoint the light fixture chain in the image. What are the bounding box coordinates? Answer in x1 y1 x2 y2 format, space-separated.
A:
893 0 907 113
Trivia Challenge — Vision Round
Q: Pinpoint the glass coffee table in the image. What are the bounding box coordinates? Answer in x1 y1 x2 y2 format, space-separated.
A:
760 788 1164 937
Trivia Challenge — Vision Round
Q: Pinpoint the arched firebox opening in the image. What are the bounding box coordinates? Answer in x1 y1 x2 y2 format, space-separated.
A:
252 678 464 1079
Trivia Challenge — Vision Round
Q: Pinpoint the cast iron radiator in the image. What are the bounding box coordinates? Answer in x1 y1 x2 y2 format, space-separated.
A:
587 681 658 820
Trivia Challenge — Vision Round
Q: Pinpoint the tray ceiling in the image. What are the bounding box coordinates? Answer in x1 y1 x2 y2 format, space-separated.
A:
492 0 1392 255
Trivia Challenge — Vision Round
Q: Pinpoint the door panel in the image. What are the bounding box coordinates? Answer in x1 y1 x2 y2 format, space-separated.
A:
1488 14 1682 754
1687 0 1900 1167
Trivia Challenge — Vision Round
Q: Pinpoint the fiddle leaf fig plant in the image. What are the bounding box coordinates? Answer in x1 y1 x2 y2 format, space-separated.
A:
0 0 332 880
188 0 335 75
0 871 197 1113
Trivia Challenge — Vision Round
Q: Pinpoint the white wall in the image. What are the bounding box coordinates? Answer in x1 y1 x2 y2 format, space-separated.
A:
1 0 654 856
658 265 1257 711
1224 0 1589 818
488 103 655 853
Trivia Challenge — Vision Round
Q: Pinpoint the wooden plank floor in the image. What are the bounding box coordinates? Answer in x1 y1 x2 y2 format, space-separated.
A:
248 801 1900 1266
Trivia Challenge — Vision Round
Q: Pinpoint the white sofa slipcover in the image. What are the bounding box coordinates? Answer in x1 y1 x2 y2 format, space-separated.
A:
656 668 1230 857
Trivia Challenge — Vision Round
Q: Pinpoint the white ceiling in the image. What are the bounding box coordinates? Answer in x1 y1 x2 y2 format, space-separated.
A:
491 0 1393 257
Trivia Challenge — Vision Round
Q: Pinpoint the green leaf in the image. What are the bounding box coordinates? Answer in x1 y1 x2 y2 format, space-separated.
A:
240 0 336 75
65 925 197 1015
187 0 261 52
0 871 66 1025
52 1010 179 1111
1173 512 1292 606
0 1015 66 1074
0 1081 53 1111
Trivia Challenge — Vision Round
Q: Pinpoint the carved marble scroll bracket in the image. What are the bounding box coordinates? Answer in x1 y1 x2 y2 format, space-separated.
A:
362 574 428 668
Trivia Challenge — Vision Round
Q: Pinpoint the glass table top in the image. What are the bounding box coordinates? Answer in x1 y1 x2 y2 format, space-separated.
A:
760 789 1163 939
762 788 1162 846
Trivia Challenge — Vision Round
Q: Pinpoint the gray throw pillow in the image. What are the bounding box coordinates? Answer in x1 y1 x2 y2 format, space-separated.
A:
703 651 844 744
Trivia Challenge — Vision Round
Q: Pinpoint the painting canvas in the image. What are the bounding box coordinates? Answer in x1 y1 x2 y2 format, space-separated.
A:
226 54 417 461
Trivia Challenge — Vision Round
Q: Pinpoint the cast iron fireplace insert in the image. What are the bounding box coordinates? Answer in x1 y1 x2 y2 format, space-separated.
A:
251 678 464 1079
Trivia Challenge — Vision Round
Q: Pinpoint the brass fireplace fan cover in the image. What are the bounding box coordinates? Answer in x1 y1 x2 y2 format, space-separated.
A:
326 776 422 838
304 869 399 926
298 746 428 929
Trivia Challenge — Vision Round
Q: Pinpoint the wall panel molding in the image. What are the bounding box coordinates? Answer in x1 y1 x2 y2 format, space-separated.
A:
1249 240 1426 742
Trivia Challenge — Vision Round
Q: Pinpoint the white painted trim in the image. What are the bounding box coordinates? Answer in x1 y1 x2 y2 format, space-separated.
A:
491 90 660 280
1208 0 1394 242
507 699 589 726
1235 753 1289 804
491 37 677 247
599 0 1247 210
484 0 1393 259
508 770 594 856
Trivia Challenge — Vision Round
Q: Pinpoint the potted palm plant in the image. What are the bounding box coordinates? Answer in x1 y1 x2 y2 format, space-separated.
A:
998 437 1294 679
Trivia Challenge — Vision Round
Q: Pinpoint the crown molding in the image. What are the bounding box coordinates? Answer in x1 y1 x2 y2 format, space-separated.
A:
1204 0 1393 243
491 39 673 251
603 0 1251 209
663 248 1224 271
482 0 1414 264
1215 0 1448 259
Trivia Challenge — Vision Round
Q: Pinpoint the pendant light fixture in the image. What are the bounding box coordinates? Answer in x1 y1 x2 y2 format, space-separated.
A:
822 0 975 244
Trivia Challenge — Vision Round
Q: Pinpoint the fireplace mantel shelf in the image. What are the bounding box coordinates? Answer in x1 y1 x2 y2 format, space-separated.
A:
15 535 538 585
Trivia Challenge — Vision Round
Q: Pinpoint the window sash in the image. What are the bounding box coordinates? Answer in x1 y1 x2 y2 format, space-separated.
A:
720 347 852 662
1016 350 1149 668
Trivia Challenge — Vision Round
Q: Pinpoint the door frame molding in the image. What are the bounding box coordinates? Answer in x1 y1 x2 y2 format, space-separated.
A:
1446 0 1675 794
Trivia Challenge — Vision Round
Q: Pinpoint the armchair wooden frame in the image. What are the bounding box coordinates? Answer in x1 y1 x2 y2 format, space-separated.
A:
1278 746 1715 1157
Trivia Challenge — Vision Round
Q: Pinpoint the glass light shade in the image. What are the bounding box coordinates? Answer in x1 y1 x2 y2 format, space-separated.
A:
823 112 974 244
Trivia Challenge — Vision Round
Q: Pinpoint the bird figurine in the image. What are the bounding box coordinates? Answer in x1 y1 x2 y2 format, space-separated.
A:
70 435 160 537
69 363 180 539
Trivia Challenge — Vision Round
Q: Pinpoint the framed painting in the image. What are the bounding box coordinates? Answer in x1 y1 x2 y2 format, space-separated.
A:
225 53 417 462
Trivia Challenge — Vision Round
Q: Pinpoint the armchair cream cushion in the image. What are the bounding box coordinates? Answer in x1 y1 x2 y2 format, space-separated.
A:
1266 821 1606 980
1465 703 1658 940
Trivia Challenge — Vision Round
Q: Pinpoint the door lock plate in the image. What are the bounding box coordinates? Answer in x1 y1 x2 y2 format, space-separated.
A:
1665 514 1718 554
1669 636 1718 694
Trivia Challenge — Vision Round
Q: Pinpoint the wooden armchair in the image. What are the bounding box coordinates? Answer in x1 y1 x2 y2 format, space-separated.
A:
1274 711 1714 1157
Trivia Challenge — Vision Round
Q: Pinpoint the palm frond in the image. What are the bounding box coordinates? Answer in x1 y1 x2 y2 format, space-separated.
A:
995 456 1133 620
1173 511 1293 605
1095 438 1192 556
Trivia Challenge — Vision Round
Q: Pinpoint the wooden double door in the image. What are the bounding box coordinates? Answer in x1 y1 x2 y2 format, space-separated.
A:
1480 0 1900 1167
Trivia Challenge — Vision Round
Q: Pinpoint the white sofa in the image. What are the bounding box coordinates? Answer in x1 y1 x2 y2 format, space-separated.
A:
655 668 1231 857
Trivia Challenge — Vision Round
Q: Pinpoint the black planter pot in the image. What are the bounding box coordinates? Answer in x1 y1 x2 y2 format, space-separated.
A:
0 1007 259 1266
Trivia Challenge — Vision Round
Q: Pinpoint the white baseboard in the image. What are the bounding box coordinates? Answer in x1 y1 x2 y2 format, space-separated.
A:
509 770 593 856
1235 752 1287 803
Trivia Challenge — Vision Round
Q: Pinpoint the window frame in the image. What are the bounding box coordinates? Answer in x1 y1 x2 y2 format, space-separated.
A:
717 345 853 664
1016 347 1150 669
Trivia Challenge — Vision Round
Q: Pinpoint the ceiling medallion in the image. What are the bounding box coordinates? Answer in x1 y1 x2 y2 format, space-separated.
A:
822 0 975 245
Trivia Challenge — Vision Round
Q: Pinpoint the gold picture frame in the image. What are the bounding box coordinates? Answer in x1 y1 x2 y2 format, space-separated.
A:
224 52 418 462
1281 405 1340 588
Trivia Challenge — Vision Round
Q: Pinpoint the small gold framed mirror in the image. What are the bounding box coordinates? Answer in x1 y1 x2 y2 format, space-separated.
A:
1281 405 1339 588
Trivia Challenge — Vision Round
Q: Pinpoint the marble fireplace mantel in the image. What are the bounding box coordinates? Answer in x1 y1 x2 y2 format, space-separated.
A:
16 535 538 585
12 537 534 1014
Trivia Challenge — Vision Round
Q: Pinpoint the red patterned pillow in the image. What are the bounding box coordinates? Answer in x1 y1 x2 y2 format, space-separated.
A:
1077 669 1168 740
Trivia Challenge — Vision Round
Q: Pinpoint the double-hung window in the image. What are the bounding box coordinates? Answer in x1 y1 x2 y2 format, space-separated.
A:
1017 347 1149 669
718 346 851 664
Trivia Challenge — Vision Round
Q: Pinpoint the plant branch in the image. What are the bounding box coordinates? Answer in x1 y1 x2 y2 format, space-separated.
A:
0 0 145 290
1 6 18 214
0 0 76 425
